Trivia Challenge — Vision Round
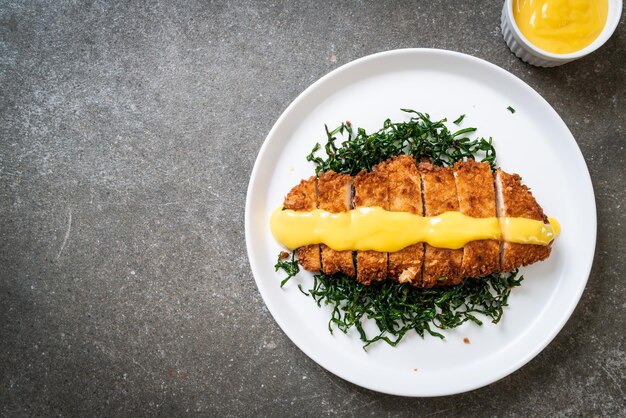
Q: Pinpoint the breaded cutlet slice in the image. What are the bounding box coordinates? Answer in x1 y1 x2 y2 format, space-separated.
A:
376 155 424 286
418 162 464 287
353 170 389 285
318 171 355 276
496 169 552 271
454 160 500 278
283 176 321 272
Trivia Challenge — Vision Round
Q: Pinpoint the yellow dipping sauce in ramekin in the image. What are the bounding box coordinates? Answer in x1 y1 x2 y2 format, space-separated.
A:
513 0 608 54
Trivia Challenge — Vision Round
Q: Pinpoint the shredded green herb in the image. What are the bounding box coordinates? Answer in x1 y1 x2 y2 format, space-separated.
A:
275 109 523 348
308 270 523 348
275 256 524 347
507 106 516 114
306 109 495 175
275 252 299 287
453 114 466 125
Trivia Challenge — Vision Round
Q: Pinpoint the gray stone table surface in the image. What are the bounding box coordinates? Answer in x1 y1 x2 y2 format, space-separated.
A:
1 1 624 416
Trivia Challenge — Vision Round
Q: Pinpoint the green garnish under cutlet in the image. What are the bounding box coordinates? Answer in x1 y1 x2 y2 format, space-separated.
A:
276 109 522 348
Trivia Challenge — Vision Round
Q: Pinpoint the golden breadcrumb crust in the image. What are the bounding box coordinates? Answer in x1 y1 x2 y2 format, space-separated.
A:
376 156 424 286
318 171 355 276
419 162 463 287
454 160 500 278
283 176 321 272
353 170 388 285
497 169 552 272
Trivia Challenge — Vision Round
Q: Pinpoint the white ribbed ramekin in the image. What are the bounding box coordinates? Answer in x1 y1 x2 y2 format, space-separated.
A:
501 0 623 67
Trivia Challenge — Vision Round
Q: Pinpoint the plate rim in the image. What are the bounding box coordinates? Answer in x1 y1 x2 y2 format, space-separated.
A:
245 48 597 396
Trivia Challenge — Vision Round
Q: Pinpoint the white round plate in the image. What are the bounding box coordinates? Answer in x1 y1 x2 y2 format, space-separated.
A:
245 49 596 396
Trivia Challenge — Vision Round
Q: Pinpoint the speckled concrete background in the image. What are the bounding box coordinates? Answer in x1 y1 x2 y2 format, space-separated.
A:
1 1 624 416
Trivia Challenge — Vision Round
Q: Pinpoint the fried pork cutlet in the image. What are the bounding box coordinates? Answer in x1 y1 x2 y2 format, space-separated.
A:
282 176 321 272
318 171 355 277
279 158 555 287
376 156 424 286
454 160 500 278
418 162 464 287
353 170 389 285
496 169 552 272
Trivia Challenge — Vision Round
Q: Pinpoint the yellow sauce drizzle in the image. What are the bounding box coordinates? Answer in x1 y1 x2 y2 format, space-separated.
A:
270 207 560 252
513 0 608 54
